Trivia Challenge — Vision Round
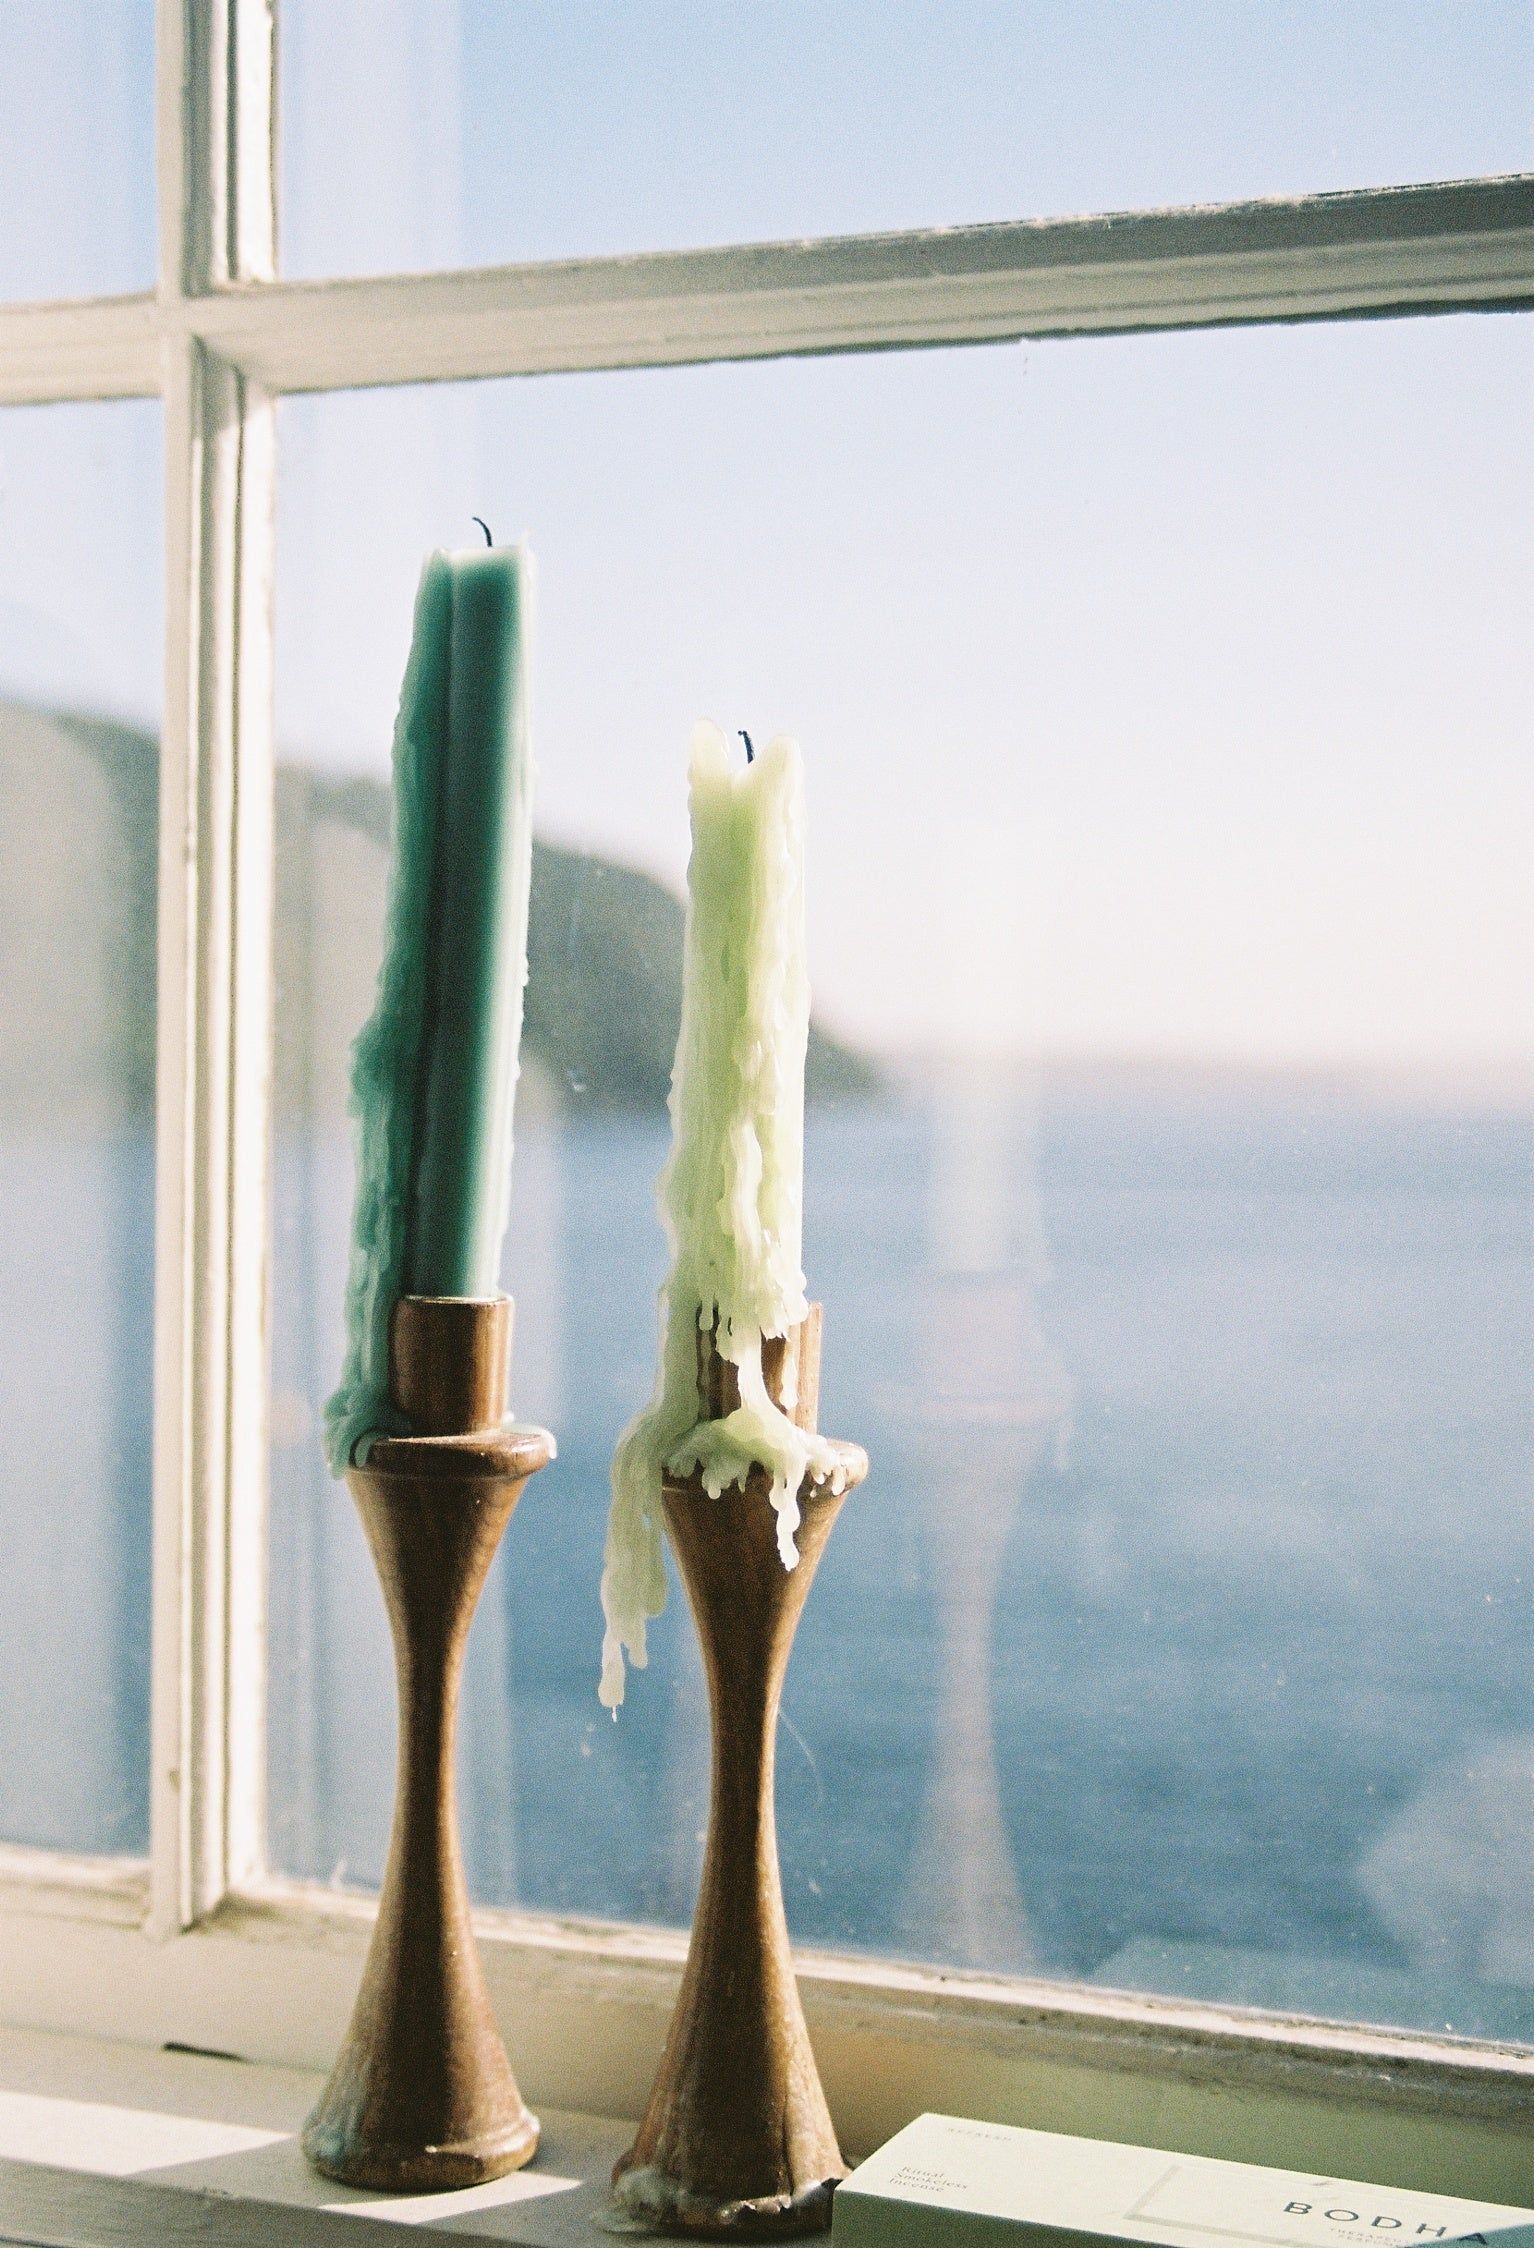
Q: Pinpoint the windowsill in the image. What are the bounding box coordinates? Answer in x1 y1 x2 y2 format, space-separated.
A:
0 1869 1529 2213
0 2003 1529 2248
0 2022 630 2245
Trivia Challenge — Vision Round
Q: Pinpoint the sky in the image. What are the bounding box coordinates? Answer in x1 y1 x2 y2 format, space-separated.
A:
279 0 1534 276
0 2 1530 1071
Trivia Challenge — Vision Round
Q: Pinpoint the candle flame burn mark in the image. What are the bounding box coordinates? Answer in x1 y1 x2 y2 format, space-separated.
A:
472 516 493 546
739 730 754 764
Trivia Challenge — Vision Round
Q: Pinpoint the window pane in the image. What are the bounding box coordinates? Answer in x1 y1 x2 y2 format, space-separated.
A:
0 3 156 302
279 0 1534 279
0 399 162 1854
269 314 1533 2045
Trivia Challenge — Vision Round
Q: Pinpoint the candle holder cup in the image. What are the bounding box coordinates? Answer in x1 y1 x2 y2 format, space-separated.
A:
301 1294 554 2194
612 1305 868 2240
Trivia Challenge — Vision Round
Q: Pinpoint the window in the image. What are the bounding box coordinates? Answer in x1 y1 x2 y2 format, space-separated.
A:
0 398 162 1858
0 0 156 303
0 0 1529 2193
267 323 1534 2051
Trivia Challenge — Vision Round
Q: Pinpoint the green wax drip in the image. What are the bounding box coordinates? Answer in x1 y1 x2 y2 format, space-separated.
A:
323 546 534 1475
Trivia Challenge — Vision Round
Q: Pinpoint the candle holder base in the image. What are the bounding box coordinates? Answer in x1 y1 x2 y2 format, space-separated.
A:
302 1296 553 2195
303 2104 540 2200
608 2166 839 2241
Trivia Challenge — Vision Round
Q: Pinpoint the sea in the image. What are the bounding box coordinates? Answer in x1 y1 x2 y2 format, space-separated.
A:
4 1078 1531 2047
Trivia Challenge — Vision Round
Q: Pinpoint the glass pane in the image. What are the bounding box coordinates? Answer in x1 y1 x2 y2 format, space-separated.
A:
0 2 156 301
279 0 1534 279
269 313 1533 2045
0 399 162 1854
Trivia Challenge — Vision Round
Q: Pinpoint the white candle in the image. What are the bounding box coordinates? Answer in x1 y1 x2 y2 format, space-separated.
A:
599 722 844 1709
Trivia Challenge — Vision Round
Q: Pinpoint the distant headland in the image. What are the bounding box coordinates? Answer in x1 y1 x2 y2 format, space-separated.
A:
0 699 879 1127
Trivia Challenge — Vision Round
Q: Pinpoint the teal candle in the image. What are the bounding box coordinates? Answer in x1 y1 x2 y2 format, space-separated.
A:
324 542 536 1473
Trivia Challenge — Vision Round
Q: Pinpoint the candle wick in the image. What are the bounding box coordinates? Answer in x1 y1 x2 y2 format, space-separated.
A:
739 730 754 765
472 517 493 547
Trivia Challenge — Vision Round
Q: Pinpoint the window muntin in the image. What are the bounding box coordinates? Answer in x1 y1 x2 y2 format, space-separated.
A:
0 1 156 304
277 0 1534 281
267 318 1533 2043
0 397 162 1856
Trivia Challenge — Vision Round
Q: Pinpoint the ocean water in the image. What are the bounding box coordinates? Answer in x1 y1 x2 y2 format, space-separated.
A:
262 1080 1534 2045
0 1090 1524 2042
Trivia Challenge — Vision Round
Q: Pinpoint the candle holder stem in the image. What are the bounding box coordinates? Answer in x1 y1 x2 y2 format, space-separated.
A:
302 1295 553 2194
614 1308 867 2239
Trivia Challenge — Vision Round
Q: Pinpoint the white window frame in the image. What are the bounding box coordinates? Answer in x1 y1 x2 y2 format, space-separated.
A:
0 0 1529 2190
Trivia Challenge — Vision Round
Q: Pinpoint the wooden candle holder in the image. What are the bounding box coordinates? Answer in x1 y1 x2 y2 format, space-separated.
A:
613 1305 868 2240
302 1295 554 2194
